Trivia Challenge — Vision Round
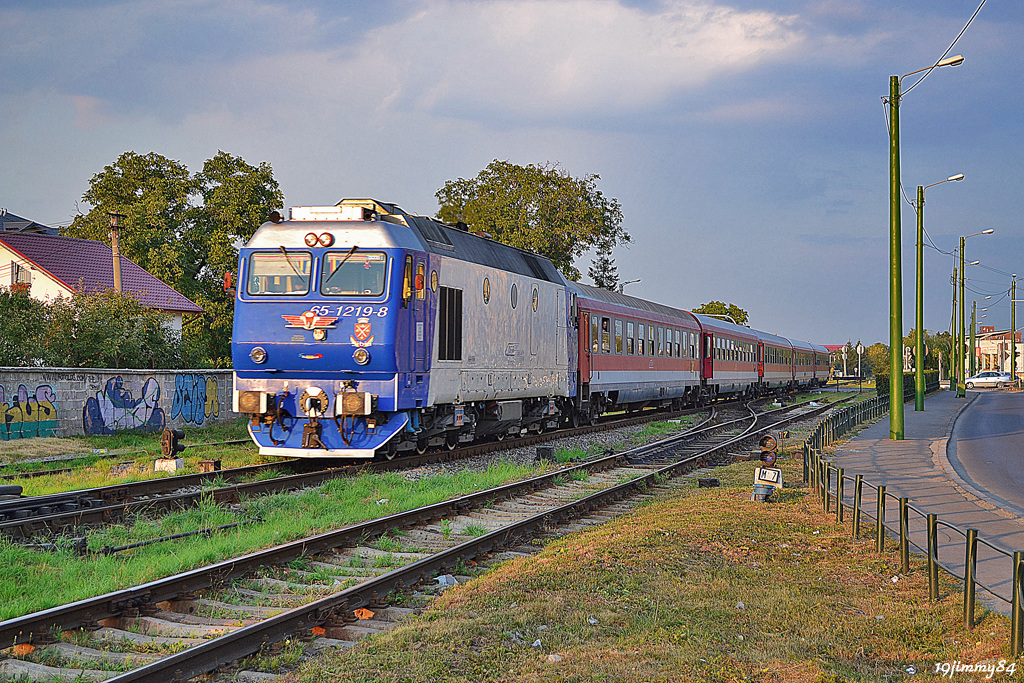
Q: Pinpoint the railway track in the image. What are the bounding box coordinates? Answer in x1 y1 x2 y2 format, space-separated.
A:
0 401 723 540
0 396 838 682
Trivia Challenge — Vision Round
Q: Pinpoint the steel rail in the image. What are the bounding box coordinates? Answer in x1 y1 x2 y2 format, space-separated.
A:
101 397 837 682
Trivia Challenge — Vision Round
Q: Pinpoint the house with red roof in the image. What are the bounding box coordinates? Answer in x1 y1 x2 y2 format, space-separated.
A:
0 232 202 331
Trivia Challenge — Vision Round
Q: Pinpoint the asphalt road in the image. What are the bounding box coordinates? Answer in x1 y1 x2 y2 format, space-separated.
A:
948 389 1024 517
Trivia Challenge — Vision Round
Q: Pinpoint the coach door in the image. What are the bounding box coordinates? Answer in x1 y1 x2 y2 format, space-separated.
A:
757 342 765 380
579 311 591 383
413 259 428 372
702 333 714 378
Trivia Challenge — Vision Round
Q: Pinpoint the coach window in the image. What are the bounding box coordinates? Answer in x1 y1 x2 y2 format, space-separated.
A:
482 277 490 304
615 320 623 353
675 330 681 357
591 317 599 353
627 322 635 354
637 324 645 355
690 333 696 359
648 327 655 355
601 317 611 353
655 327 662 356
511 283 518 309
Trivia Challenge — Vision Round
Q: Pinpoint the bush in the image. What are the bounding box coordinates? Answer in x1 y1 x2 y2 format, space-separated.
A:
0 285 210 369
875 370 939 397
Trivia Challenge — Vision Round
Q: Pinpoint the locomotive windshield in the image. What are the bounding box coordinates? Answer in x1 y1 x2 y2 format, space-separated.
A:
321 251 387 296
247 251 311 295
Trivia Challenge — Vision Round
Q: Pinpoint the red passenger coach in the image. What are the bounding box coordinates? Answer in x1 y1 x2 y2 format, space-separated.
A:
692 315 760 399
573 283 701 417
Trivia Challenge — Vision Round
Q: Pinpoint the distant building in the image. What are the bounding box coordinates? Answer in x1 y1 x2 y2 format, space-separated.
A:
0 209 59 235
0 232 202 331
975 326 1022 377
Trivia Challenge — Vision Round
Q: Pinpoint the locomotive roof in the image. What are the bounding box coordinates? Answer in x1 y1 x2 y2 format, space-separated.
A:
572 282 698 325
248 202 566 286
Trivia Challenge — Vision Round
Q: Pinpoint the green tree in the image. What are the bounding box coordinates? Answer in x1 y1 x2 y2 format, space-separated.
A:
64 150 283 364
863 342 889 377
0 285 45 366
588 245 619 291
37 287 188 369
435 160 630 280
692 300 749 326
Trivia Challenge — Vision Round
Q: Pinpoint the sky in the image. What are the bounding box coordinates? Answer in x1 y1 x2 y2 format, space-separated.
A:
1 0 1021 347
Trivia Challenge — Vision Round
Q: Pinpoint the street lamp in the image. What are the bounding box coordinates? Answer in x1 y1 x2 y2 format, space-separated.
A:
888 54 964 439
958 230 993 397
618 278 640 293
913 173 964 411
970 296 991 377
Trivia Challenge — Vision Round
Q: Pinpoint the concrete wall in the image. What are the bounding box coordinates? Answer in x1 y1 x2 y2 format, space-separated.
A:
0 367 239 441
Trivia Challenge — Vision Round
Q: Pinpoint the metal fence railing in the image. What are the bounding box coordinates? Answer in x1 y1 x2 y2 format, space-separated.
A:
801 382 1024 655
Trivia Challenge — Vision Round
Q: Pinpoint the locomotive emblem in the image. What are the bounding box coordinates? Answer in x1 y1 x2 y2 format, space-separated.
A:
351 318 374 348
353 318 372 341
282 310 339 330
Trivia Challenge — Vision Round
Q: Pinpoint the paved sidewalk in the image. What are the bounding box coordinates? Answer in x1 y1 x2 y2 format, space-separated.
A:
831 390 1024 614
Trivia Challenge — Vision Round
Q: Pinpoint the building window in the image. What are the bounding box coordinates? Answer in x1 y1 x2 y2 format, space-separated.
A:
11 262 31 286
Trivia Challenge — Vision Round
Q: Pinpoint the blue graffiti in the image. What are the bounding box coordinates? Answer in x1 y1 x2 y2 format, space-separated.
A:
83 377 165 436
171 374 220 426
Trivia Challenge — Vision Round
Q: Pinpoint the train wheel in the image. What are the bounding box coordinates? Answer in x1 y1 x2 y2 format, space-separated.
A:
385 445 398 461
496 431 506 442
445 432 459 450
569 410 581 429
415 439 429 455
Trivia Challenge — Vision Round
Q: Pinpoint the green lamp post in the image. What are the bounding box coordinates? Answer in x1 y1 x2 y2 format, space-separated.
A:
914 174 964 410
888 55 963 439
958 231 993 397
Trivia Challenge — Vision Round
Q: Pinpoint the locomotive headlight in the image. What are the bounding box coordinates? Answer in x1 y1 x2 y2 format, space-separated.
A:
250 346 268 364
304 232 319 247
353 348 371 365
318 232 334 247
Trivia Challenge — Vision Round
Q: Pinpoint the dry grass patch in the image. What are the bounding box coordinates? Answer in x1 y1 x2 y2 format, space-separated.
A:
291 462 1013 683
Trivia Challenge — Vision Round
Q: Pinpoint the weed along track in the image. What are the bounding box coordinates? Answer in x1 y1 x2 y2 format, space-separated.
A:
0 399 837 682
0 404 717 542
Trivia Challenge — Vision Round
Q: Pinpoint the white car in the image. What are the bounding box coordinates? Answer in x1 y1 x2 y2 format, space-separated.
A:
965 371 1012 389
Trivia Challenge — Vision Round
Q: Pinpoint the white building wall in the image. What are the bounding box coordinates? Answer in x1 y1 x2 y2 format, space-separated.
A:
0 243 73 301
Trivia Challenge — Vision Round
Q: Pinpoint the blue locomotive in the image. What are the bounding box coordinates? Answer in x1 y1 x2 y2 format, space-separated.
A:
232 199 575 458
232 199 830 459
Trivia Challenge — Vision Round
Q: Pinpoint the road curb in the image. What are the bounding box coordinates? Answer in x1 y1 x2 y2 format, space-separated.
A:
933 392 1024 526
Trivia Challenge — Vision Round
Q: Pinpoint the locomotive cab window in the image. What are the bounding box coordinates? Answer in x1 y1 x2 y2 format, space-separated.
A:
248 251 311 295
321 251 387 296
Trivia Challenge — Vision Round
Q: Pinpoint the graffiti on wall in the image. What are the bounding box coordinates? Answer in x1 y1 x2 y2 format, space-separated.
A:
171 374 220 427
1 384 58 440
83 376 165 436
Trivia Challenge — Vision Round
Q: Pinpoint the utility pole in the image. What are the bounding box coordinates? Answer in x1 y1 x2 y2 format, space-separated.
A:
108 212 125 293
1013 276 1018 382
952 266 958 392
970 301 976 378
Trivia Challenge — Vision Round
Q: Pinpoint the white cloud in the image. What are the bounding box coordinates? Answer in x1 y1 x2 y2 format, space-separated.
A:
348 0 806 118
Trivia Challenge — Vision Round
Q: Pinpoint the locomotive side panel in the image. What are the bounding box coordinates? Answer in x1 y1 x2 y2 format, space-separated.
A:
427 257 569 405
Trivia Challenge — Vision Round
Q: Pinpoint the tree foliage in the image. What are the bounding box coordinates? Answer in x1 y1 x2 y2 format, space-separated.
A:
588 246 619 291
0 284 199 369
64 150 284 364
692 300 749 326
435 160 630 281
0 286 45 366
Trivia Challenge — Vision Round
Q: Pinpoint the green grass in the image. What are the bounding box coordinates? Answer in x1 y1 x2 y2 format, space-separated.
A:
289 457 1015 683
0 460 544 621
